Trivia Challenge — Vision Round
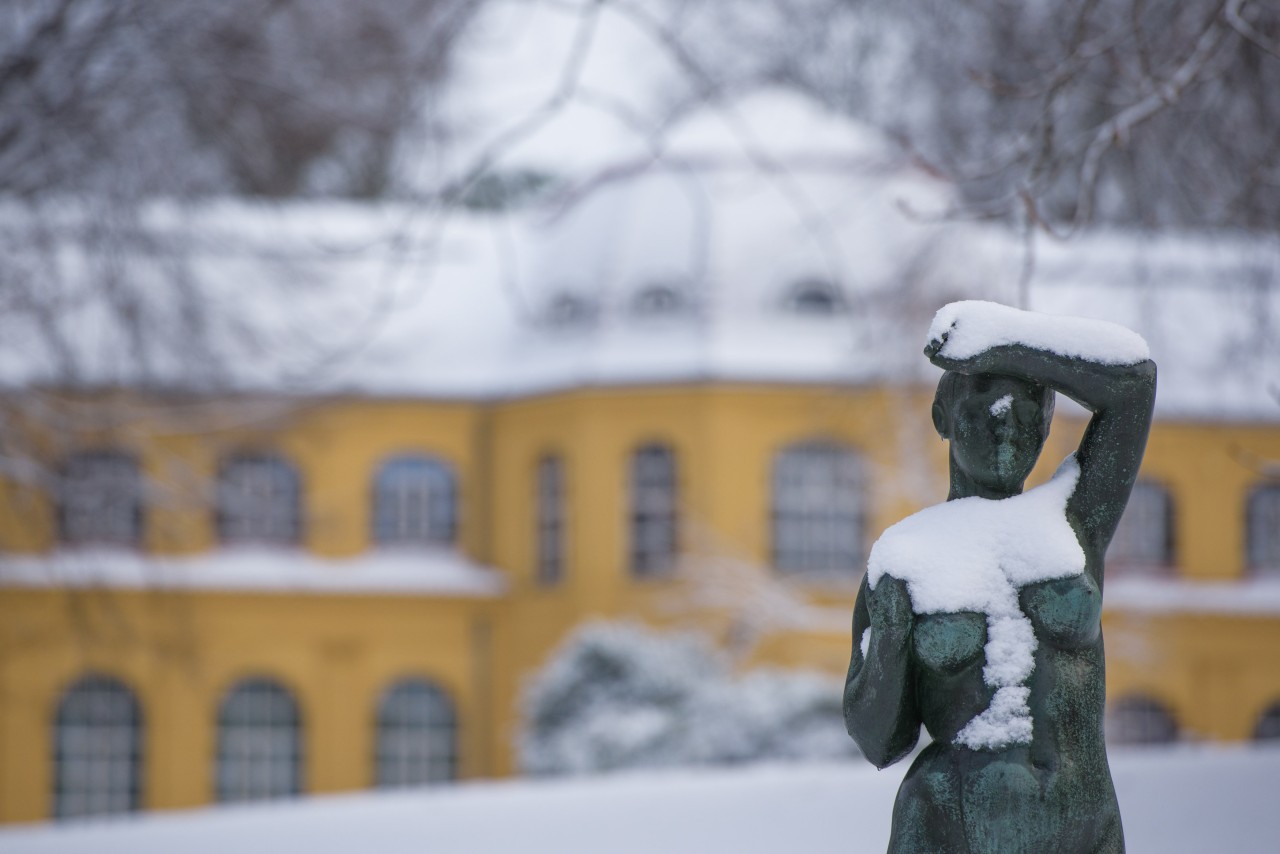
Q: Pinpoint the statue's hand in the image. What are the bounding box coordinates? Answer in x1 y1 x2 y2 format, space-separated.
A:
868 575 913 637
924 322 996 374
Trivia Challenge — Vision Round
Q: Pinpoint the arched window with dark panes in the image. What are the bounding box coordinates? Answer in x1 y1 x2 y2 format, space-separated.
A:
52 674 143 819
629 443 678 578
372 456 457 547
1107 479 1175 575
217 453 301 545
771 440 867 576
374 678 458 788
59 451 142 546
1247 484 1280 575
216 678 302 802
1253 701 1280 741
1105 695 1179 746
536 454 565 585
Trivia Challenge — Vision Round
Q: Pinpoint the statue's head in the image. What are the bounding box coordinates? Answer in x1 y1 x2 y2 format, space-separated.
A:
932 371 1055 495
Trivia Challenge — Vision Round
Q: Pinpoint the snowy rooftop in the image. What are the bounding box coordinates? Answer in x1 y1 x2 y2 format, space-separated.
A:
0 747 1276 854
1 87 1276 422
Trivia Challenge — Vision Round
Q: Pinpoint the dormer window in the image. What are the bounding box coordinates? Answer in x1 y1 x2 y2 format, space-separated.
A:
544 292 598 329
784 278 847 315
631 284 689 318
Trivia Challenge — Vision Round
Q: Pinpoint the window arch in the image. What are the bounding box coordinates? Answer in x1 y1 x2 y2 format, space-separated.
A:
631 284 691 317
374 678 458 787
771 440 867 576
1106 695 1179 746
52 673 143 819
629 443 678 577
1253 701 1280 741
536 454 565 585
215 678 303 802
372 455 457 547
1247 484 1280 575
217 453 301 545
1107 479 1175 575
783 278 846 315
59 451 142 546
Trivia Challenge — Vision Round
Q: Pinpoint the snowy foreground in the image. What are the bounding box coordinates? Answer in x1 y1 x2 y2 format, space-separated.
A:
2 746 1277 854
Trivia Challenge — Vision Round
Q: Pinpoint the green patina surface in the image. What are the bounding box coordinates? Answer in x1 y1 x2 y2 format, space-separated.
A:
844 330 1156 854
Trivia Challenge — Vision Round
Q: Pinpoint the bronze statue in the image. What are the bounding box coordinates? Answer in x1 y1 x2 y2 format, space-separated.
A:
844 301 1156 853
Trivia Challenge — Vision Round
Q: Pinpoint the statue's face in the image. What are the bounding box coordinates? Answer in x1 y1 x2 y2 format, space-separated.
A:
945 373 1049 495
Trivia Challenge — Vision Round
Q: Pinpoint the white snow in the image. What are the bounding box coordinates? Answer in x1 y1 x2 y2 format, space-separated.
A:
0 548 505 597
928 300 1151 366
866 455 1085 749
1104 577 1280 615
859 627 871 659
1 746 1277 854
989 393 1013 416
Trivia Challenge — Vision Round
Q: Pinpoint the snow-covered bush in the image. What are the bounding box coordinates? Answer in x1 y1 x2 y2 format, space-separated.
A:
520 621 858 775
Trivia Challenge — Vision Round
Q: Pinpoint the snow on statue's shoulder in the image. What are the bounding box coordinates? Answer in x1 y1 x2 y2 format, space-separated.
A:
865 455 1086 750
927 300 1150 366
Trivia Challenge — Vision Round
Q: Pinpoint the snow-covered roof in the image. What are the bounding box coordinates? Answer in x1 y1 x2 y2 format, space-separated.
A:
0 548 506 598
1 89 1276 423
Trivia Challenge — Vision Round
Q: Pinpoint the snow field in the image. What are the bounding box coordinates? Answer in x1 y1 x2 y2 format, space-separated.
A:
1 746 1277 854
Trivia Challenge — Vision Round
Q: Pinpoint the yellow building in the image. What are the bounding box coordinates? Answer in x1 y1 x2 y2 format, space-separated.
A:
2 145 1280 823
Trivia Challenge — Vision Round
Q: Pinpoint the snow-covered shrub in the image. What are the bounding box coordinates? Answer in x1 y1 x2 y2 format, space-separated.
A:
520 621 858 775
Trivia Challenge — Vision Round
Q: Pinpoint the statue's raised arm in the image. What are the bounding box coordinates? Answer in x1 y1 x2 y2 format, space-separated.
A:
846 301 1155 854
924 300 1157 581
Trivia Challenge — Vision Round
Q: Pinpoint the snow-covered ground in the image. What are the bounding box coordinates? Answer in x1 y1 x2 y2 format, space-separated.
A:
1 745 1276 853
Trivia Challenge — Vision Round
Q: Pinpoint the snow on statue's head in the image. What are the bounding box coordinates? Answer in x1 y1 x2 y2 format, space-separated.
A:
931 371 1055 495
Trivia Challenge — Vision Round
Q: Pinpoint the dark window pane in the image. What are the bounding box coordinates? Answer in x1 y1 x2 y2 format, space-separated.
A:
373 456 457 546
771 441 866 576
216 678 302 802
217 454 301 545
374 679 457 788
1108 480 1175 575
536 455 565 585
53 674 143 819
630 444 677 577
1247 485 1280 574
59 452 142 546
1106 696 1179 746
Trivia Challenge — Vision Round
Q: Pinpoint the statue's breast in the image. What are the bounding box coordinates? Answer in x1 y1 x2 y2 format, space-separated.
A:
914 611 987 673
1019 574 1102 650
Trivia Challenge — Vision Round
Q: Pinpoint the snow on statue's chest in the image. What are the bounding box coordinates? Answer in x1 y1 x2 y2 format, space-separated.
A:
866 455 1085 749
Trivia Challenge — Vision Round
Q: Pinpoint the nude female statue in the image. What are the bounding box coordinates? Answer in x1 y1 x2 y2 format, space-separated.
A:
844 302 1156 853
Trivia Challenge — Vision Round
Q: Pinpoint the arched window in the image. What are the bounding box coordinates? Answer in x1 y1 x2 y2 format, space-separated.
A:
372 456 457 546
1106 695 1179 746
629 443 678 577
536 454 565 585
772 440 867 576
543 292 599 329
216 678 302 802
53 674 143 819
1254 702 1280 741
217 453 301 545
374 679 458 787
1107 479 1175 575
784 278 846 315
1247 484 1280 575
59 451 142 546
631 284 690 317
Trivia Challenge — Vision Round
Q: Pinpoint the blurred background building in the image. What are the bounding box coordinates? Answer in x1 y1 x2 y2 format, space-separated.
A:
1 0 1279 826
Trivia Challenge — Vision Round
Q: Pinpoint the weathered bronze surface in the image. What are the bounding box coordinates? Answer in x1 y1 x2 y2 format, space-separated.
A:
844 318 1156 853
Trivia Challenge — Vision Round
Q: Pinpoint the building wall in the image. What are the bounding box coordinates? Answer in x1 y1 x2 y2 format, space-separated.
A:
2 384 1279 822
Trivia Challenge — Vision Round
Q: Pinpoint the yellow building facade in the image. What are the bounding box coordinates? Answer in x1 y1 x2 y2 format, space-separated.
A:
2 381 1280 824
